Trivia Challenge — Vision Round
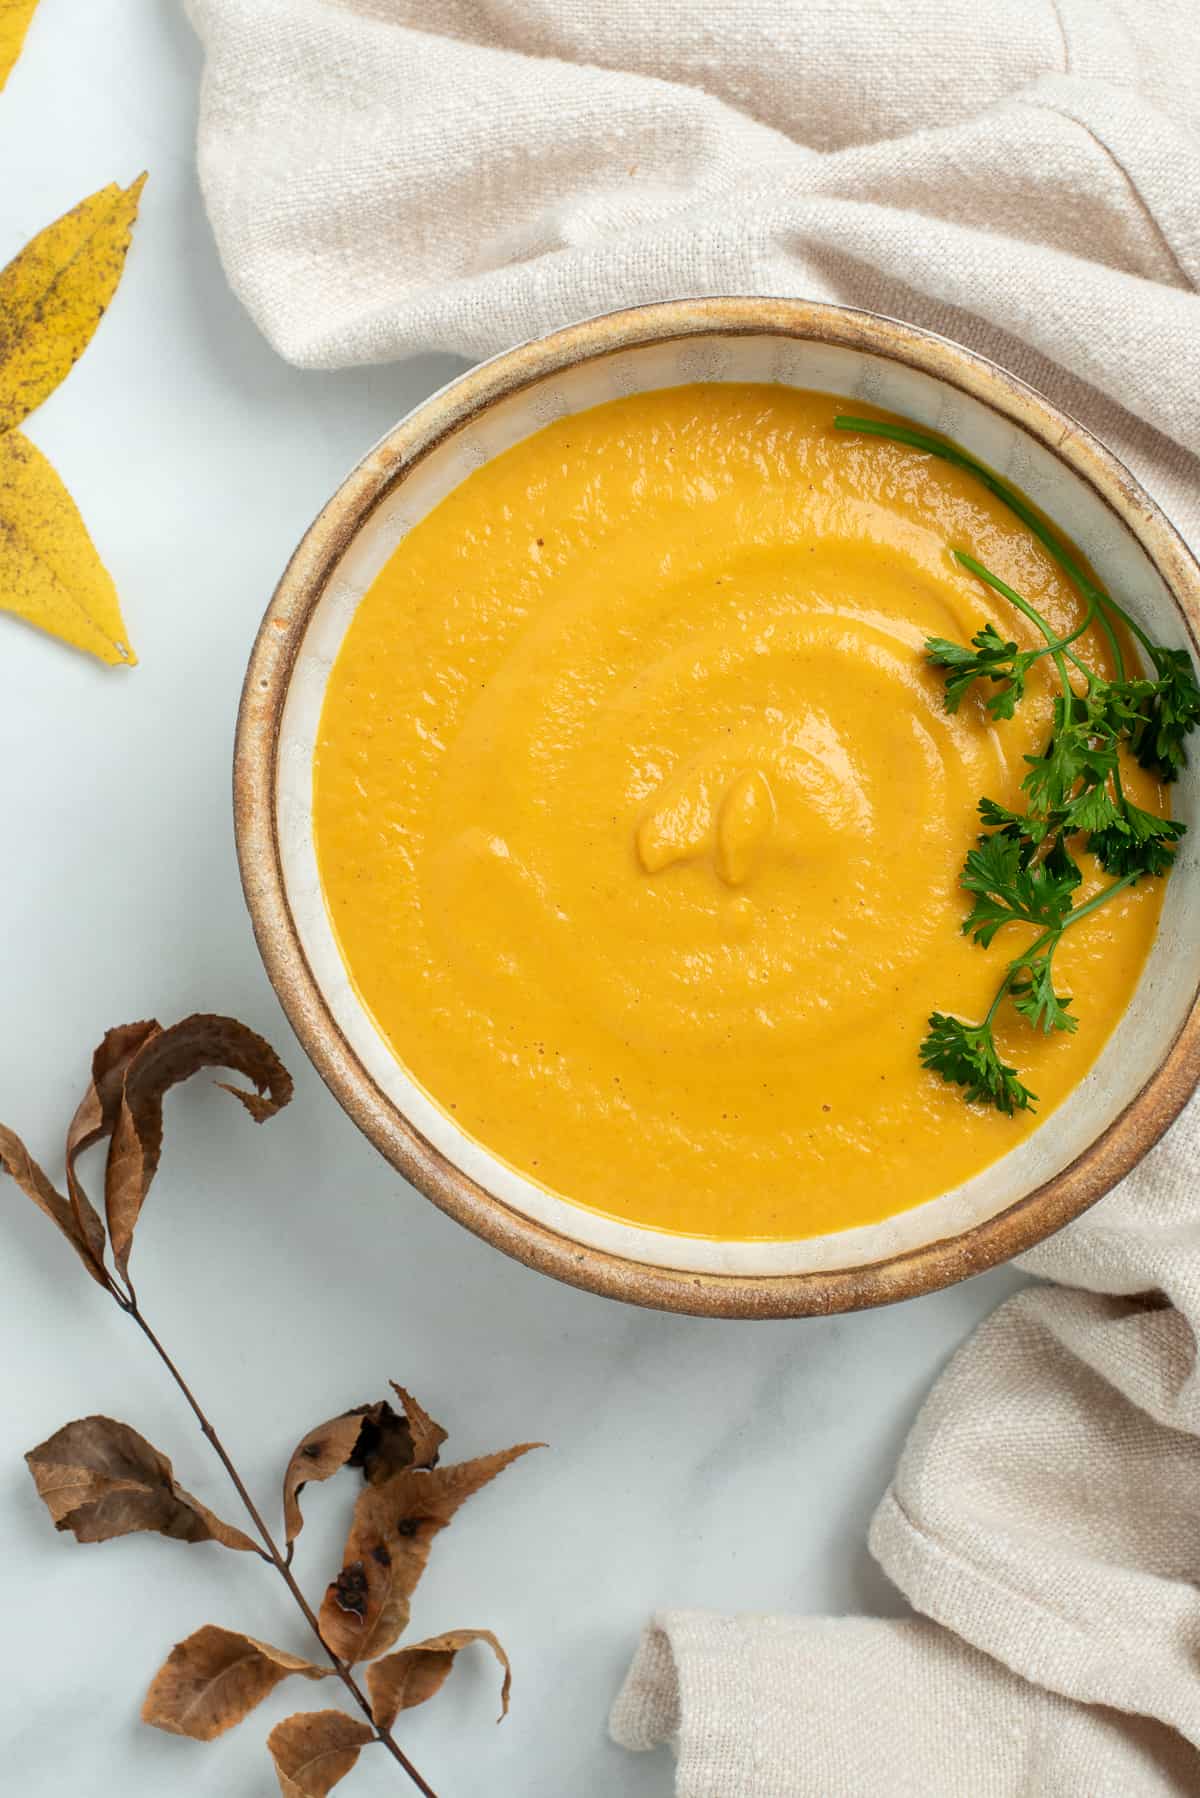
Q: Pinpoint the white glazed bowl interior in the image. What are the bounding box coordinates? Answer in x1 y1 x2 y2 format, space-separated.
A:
275 329 1199 1279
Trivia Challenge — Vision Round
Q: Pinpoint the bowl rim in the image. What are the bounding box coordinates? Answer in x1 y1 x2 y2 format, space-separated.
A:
234 295 1200 1319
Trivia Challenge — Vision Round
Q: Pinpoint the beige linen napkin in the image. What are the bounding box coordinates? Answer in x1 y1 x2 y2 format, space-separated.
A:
611 1105 1200 1792
186 0 1200 533
185 2 1200 1789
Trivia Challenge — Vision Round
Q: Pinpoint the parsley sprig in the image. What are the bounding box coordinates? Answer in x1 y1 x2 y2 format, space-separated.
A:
835 413 1199 1113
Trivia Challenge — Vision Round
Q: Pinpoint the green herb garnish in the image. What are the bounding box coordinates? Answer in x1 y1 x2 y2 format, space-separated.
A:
836 413 1200 1113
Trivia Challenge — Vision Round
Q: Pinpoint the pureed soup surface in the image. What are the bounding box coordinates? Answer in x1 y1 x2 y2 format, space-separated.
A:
314 385 1166 1241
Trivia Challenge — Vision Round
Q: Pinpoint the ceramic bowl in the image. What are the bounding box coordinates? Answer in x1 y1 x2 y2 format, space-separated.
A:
234 298 1200 1318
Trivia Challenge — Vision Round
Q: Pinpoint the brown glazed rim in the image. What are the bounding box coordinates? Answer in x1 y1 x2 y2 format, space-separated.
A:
234 297 1200 1319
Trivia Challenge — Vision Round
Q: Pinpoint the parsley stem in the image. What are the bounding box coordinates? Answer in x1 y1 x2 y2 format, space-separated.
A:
839 411 1193 1113
952 550 1091 691
835 415 1142 678
1057 870 1138 933
983 972 1012 1028
1089 599 1128 682
951 552 1133 813
1014 873 1136 961
982 872 1136 1040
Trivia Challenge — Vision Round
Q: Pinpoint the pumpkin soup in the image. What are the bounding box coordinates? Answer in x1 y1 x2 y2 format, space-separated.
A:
313 385 1167 1240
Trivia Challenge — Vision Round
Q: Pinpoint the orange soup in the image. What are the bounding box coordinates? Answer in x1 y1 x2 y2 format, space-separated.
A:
313 386 1165 1239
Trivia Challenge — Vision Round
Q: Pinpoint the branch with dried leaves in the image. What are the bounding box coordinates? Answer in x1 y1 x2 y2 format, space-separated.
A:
3 1014 542 1797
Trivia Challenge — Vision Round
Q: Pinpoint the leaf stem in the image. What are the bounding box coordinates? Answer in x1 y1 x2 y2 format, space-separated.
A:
115 1293 439 1798
949 551 1144 830
983 872 1137 1033
839 413 1188 1109
952 550 1088 692
835 415 1144 675
983 970 1013 1028
1058 871 1139 932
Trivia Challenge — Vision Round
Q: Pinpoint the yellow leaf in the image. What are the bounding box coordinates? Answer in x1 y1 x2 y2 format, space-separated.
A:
0 0 41 91
0 173 147 434
0 429 135 665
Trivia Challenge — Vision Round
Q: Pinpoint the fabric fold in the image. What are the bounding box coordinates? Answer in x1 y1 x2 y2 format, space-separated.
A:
610 1611 1200 1795
610 1092 1200 1794
185 2 1200 521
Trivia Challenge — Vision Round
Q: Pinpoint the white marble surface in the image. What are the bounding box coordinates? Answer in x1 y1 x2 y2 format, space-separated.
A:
0 4 1027 1793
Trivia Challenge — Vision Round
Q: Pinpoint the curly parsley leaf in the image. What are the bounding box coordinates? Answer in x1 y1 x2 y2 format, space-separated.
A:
1088 802 1186 879
1061 779 1123 836
1127 646 1200 782
1010 956 1077 1035
925 625 1038 719
836 413 1197 1113
920 1013 1036 1114
959 832 1080 946
1021 695 1119 816
976 797 1048 858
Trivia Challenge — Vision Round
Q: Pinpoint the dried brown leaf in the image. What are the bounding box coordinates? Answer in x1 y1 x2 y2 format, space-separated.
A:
319 1444 541 1663
26 1416 258 1553
65 1020 160 1270
283 1408 375 1546
389 1384 447 1472
104 1013 292 1273
0 1123 107 1285
366 1629 511 1729
283 1386 447 1544
321 1545 412 1666
353 1395 420 1487
143 1624 329 1741
267 1710 374 1797
353 1404 415 1486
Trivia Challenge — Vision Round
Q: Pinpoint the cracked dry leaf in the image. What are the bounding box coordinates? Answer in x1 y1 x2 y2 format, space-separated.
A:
283 1387 446 1545
26 1416 259 1552
143 1625 330 1742
354 1389 443 1487
267 1710 375 1798
0 1122 108 1285
0 174 146 433
353 1397 423 1488
366 1629 511 1730
0 0 40 91
319 1444 541 1663
104 1013 293 1274
0 428 136 664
